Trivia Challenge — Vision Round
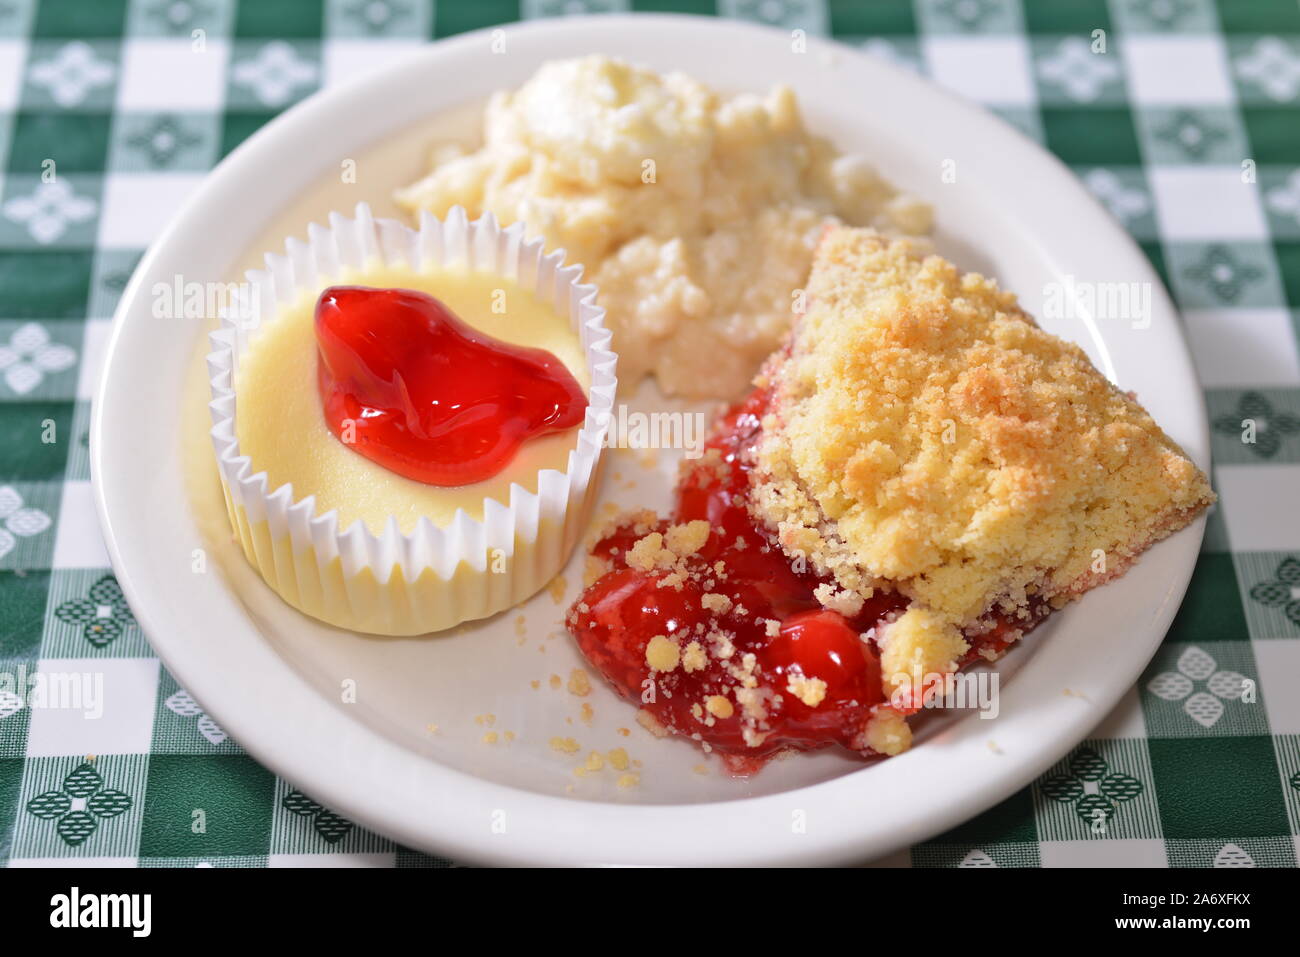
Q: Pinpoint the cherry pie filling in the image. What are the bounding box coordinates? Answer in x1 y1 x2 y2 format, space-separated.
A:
567 386 1049 774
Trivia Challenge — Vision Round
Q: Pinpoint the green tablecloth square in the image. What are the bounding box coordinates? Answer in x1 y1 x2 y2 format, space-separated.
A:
137 753 277 858
0 252 92 319
1240 106 1300 164
1166 552 1251 642
434 0 521 38
1040 106 1144 164
1023 0 1113 34
0 570 51 659
827 0 916 35
31 0 128 39
0 401 73 481
1147 735 1289 838
218 108 281 156
1215 0 1300 34
7 111 112 174
232 0 324 39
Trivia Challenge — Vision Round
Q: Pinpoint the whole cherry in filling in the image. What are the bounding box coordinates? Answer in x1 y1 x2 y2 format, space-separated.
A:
315 286 587 486
567 386 1045 774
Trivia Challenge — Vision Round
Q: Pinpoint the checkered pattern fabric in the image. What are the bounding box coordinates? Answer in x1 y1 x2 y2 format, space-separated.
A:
0 0 1297 868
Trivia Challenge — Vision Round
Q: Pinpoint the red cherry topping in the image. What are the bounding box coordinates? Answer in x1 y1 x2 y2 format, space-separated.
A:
314 286 587 486
567 383 1049 773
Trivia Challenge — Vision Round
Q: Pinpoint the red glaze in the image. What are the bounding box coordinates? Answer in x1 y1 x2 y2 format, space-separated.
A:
568 385 1047 773
315 286 587 486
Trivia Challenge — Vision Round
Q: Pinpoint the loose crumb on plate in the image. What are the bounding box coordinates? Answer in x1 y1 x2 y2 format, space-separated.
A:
567 668 592 696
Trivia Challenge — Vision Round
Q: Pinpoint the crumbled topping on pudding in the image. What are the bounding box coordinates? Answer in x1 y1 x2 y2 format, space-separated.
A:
753 227 1215 627
397 56 930 398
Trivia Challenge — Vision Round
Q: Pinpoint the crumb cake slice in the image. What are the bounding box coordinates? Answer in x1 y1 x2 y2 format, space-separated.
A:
567 227 1213 773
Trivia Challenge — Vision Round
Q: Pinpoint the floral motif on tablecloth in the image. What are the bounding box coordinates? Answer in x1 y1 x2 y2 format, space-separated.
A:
1248 557 1300 629
54 575 136 649
0 486 53 561
27 763 133 847
1180 245 1264 304
1147 647 1249 729
27 41 114 108
2 180 97 245
1040 747 1144 829
0 322 77 395
1213 392 1300 460
282 790 355 844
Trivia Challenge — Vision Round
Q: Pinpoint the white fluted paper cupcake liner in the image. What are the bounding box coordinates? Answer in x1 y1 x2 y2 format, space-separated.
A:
206 203 616 635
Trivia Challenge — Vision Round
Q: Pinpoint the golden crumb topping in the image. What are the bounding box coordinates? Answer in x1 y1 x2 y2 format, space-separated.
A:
858 707 912 756
753 227 1214 625
645 634 681 672
878 607 968 696
785 673 828 708
567 668 592 697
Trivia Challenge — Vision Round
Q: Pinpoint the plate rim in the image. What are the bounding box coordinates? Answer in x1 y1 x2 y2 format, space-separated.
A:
92 12 1210 866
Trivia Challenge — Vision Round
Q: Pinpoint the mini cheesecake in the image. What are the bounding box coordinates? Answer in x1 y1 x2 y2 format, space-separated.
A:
567 227 1213 771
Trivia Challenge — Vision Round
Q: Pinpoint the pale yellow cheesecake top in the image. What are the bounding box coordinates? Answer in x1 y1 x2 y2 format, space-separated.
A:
234 262 589 535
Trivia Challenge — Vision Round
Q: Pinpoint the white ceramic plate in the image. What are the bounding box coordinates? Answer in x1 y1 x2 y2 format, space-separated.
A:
93 14 1209 866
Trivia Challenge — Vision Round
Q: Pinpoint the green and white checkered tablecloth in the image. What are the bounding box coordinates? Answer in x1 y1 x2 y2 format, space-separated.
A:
0 0 1297 868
